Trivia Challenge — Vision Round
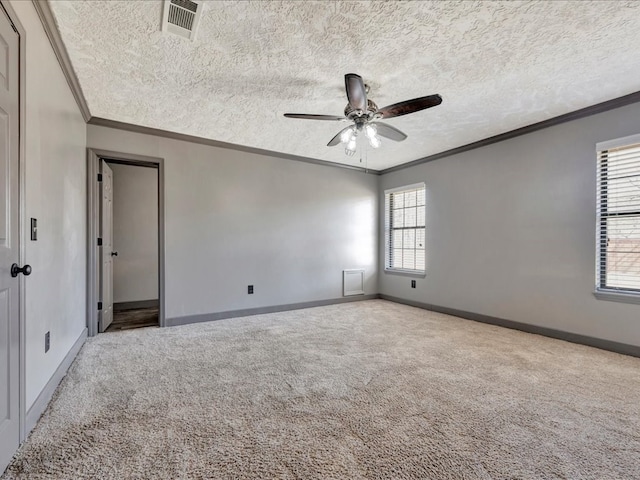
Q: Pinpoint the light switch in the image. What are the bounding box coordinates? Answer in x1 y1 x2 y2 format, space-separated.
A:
31 218 37 241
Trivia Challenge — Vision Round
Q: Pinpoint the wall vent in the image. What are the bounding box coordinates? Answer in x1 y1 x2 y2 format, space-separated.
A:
162 0 203 41
343 269 365 296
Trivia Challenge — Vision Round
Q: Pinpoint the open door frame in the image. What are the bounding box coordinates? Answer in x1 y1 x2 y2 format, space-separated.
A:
86 148 166 337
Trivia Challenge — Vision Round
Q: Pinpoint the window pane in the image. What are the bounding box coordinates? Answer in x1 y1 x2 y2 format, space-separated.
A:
605 215 640 290
603 175 640 213
606 145 640 171
393 230 403 248
403 249 415 270
416 228 425 249
405 190 417 207
392 249 403 268
416 206 425 227
403 229 415 249
416 188 425 206
415 249 425 271
404 207 417 227
393 192 404 209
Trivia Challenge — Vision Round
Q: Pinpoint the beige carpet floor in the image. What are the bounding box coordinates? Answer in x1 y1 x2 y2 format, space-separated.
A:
3 300 640 479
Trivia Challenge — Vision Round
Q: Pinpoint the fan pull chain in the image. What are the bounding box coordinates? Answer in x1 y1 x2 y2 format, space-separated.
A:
360 137 369 173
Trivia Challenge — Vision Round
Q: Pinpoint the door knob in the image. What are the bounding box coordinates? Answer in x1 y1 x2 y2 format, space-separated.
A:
111 251 118 257
11 263 32 277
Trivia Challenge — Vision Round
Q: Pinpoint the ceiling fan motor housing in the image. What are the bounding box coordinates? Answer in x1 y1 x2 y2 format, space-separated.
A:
345 99 379 121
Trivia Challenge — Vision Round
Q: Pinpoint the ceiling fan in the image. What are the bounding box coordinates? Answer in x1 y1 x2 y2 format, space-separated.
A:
284 73 442 156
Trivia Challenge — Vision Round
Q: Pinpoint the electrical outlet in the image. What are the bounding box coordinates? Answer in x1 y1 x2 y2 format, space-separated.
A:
411 280 416 288
45 331 50 353
248 285 254 294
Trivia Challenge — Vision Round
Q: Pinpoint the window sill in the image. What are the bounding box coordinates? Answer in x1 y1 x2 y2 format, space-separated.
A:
593 290 640 305
384 268 426 278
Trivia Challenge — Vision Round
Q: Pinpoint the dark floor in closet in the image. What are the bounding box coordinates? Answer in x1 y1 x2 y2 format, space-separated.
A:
106 307 159 332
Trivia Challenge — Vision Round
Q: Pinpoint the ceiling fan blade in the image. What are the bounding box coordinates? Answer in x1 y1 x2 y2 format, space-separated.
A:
374 122 408 142
345 73 367 111
377 94 442 119
284 113 345 121
327 126 354 147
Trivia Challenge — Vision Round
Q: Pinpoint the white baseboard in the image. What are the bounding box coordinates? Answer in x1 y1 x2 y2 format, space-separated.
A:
25 327 88 435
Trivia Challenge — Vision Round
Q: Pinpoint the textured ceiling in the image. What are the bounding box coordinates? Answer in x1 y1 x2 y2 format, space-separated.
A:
49 0 640 170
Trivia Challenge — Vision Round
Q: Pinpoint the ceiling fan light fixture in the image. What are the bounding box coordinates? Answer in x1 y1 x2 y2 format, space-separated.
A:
364 124 381 149
341 127 356 144
364 124 376 138
345 136 357 156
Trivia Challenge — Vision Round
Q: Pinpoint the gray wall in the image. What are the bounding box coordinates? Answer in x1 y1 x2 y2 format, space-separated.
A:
110 163 158 304
87 125 379 321
11 1 88 409
380 101 640 348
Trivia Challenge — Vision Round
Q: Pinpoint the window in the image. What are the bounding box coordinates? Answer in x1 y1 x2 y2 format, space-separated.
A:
384 183 426 274
596 134 640 297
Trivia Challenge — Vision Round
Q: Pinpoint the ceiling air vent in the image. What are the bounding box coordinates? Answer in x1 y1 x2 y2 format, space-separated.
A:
162 0 202 41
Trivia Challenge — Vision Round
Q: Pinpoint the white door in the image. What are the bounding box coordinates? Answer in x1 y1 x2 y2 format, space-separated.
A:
0 7 21 474
99 161 114 332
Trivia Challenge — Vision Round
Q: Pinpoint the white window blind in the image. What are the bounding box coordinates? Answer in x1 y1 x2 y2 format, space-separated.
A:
596 137 640 293
385 183 426 273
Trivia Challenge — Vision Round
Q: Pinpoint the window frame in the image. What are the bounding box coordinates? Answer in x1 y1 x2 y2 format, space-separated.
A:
384 182 427 276
594 133 640 304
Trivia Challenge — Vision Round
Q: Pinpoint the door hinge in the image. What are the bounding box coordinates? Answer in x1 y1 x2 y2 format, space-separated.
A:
97 173 103 182
97 302 103 311
97 237 103 246
10 23 17 33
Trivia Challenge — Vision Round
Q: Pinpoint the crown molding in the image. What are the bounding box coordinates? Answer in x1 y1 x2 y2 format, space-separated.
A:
381 90 640 175
87 117 380 175
32 0 91 122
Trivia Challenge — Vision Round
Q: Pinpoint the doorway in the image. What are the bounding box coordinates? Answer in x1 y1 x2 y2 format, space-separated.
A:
87 149 165 336
104 160 159 331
